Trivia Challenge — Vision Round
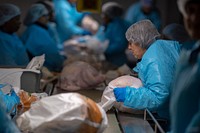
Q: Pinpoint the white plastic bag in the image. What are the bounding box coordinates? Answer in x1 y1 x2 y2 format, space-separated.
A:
99 75 143 112
16 93 108 133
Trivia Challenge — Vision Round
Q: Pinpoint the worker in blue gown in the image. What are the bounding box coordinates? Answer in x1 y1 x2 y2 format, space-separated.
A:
22 4 65 72
125 0 161 31
0 3 29 66
95 2 130 67
170 0 200 132
113 20 180 130
53 0 91 43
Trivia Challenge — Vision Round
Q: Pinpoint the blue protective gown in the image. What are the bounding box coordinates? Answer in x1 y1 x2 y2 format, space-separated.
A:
0 31 29 66
125 2 161 31
0 100 20 133
53 0 85 43
95 18 130 66
124 40 180 119
170 41 200 133
21 24 65 72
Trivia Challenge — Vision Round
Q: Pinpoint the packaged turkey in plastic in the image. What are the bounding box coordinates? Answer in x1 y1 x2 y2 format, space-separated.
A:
99 75 143 113
16 93 108 133
57 61 105 91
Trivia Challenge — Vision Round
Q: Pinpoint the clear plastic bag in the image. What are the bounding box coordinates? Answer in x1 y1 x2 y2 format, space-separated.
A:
16 93 108 133
99 75 143 112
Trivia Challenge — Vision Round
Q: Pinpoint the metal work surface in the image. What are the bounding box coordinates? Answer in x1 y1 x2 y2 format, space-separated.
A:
116 112 154 133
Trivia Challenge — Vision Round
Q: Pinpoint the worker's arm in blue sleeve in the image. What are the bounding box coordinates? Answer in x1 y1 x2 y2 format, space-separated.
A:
124 61 170 111
33 33 64 72
54 0 85 36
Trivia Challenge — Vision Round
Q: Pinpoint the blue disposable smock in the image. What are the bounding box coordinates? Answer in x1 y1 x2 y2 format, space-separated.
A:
21 24 65 72
124 40 180 119
53 0 85 43
0 100 20 133
47 22 61 45
170 41 200 133
0 31 29 66
95 18 130 66
125 2 161 31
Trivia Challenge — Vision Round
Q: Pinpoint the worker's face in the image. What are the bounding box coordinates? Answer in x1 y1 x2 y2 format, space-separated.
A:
38 14 49 25
128 42 146 59
184 3 200 39
3 15 21 33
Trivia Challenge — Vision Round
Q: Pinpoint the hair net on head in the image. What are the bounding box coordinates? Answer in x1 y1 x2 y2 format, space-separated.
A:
24 4 48 26
126 19 160 49
162 23 190 43
102 2 124 19
0 3 20 26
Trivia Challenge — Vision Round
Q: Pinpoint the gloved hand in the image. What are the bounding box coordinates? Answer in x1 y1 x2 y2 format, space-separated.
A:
82 30 92 36
113 87 127 102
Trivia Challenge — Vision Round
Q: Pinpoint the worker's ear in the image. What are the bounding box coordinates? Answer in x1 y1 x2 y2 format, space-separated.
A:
76 0 102 13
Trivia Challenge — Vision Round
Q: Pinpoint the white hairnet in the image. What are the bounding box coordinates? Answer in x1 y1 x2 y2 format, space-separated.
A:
126 20 160 49
24 4 48 26
102 2 123 19
0 3 20 26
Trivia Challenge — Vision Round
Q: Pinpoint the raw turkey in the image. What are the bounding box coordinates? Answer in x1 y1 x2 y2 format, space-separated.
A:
99 75 143 113
57 61 105 91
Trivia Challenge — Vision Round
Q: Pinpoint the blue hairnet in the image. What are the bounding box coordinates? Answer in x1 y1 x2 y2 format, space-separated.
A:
0 3 20 26
162 23 190 43
125 19 160 49
24 4 48 26
102 2 124 19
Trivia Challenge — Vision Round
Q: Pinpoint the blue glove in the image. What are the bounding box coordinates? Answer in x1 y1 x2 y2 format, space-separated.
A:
82 30 92 36
113 87 127 102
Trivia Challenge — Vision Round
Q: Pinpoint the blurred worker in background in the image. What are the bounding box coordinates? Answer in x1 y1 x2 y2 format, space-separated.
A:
53 0 95 43
170 0 200 132
113 20 180 131
95 2 130 67
0 3 29 67
125 0 161 31
22 4 65 72
36 0 62 50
